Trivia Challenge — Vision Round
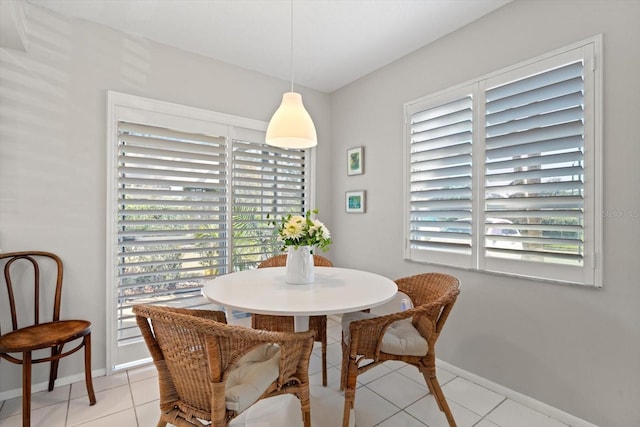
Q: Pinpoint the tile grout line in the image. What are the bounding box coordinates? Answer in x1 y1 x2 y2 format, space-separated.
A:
65 383 72 427
128 372 142 427
126 369 143 427
470 396 507 427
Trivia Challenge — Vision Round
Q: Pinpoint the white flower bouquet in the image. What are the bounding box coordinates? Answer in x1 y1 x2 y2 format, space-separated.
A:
272 209 332 252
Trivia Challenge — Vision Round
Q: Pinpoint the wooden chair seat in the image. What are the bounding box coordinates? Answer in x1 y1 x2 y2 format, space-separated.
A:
0 320 91 353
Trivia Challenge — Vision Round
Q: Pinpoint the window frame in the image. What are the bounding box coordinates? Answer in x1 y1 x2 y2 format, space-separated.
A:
404 36 602 287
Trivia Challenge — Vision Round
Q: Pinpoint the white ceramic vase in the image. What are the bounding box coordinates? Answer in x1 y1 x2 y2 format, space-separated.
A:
285 246 314 284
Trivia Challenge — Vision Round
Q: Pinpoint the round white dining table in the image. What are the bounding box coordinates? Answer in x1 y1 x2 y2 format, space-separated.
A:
202 266 395 427
201 266 397 332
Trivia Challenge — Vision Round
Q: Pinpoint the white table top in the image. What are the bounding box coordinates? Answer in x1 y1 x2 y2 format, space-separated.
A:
202 266 397 317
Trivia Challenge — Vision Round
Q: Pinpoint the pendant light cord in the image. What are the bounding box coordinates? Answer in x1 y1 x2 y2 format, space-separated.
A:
290 0 294 92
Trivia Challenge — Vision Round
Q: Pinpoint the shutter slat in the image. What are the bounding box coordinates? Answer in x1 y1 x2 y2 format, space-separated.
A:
486 106 584 138
411 175 472 191
487 77 584 113
485 195 584 209
118 198 226 208
485 121 583 151
486 61 583 102
485 165 584 184
119 122 224 144
486 180 583 196
411 188 472 201
486 150 583 171
118 141 226 159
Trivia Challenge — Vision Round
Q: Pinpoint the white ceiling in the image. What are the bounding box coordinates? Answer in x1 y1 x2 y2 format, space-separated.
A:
27 0 511 93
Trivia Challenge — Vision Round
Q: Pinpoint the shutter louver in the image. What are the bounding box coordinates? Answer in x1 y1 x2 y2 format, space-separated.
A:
484 61 585 266
231 140 307 270
408 95 473 257
116 122 227 344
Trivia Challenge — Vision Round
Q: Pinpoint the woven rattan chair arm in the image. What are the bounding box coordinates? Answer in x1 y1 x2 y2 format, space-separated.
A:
135 314 164 362
275 330 315 386
348 311 406 357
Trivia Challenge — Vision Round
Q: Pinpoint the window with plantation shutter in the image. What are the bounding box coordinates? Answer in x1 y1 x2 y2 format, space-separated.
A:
107 92 312 370
404 36 602 287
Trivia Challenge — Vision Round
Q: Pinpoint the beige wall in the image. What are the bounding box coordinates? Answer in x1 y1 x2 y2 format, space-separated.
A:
329 1 640 426
0 0 331 395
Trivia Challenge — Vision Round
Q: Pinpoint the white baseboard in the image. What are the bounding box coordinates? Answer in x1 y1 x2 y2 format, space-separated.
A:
437 359 599 427
0 368 106 402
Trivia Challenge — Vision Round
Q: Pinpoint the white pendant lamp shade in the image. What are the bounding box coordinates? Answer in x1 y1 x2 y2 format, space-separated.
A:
266 92 317 149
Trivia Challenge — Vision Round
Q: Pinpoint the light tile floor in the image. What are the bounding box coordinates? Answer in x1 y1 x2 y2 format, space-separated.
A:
0 316 570 427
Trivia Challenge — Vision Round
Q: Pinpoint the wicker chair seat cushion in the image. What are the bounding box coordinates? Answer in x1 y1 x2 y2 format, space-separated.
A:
226 343 280 413
229 394 303 427
342 312 428 356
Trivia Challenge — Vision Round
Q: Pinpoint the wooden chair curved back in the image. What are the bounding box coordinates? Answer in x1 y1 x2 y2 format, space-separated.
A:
1 251 64 332
0 251 96 427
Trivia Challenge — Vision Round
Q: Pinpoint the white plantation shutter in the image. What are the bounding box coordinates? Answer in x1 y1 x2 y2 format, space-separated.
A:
405 37 601 286
483 59 586 280
115 122 228 346
107 93 314 369
406 88 474 268
231 140 308 270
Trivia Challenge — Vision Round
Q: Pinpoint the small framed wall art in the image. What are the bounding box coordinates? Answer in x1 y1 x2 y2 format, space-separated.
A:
345 190 366 213
347 146 364 175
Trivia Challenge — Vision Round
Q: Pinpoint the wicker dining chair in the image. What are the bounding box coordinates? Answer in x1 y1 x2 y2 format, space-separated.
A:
252 254 333 386
0 251 96 427
134 304 315 427
340 273 461 427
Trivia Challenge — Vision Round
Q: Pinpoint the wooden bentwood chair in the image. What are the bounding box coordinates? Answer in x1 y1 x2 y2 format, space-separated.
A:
134 304 315 427
251 254 333 386
0 251 96 427
340 273 461 427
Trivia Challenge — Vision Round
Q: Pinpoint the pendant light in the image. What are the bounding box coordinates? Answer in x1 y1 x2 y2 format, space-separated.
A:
265 0 317 149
